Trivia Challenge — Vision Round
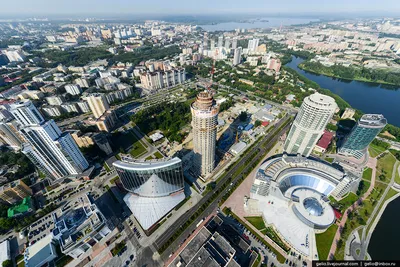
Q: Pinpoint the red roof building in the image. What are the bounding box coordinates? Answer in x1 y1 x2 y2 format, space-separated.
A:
314 130 334 153
261 121 269 127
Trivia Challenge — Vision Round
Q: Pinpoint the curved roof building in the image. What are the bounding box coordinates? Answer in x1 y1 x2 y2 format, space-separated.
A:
249 155 355 258
113 157 185 231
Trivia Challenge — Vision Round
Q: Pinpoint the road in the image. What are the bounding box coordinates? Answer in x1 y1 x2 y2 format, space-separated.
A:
155 114 294 261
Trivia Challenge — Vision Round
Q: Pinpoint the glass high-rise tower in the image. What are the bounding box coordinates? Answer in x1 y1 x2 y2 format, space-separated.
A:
339 114 387 159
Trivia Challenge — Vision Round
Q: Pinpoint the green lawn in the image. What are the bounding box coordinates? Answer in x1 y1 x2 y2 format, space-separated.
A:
316 224 338 260
154 151 164 159
325 157 334 163
362 168 373 181
329 193 359 213
145 155 154 160
376 153 396 183
110 176 119 184
245 216 266 230
395 167 400 184
368 143 386 158
112 131 147 158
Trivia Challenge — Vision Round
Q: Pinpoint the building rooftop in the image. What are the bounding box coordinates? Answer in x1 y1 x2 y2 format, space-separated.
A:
359 114 387 127
113 157 181 171
316 130 334 150
0 240 10 264
8 197 31 217
24 235 56 267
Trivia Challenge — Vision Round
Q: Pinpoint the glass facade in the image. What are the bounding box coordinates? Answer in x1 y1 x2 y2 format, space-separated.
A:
279 174 335 196
114 158 185 197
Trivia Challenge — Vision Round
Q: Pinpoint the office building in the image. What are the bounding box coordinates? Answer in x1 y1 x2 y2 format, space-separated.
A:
140 68 186 92
113 157 185 231
339 114 387 159
4 50 26 62
51 195 111 259
0 120 24 150
284 93 337 157
86 93 109 119
10 100 89 181
341 108 356 120
0 240 11 266
191 91 219 179
24 235 57 267
224 37 231 49
232 38 238 49
0 180 32 205
218 36 224 47
74 78 90 88
92 133 113 155
247 38 259 53
64 84 82 95
233 48 242 66
45 95 65 106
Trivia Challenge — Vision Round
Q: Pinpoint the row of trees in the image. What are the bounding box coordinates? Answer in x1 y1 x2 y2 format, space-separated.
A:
300 61 400 86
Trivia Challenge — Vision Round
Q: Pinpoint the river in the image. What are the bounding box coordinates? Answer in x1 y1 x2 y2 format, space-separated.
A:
199 18 319 32
286 56 400 259
285 56 400 127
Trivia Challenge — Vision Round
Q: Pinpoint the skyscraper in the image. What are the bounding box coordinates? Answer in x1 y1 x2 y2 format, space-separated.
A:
284 93 337 157
224 37 231 49
248 38 260 53
339 114 387 159
218 36 224 48
113 157 185 231
233 47 242 66
10 100 88 181
86 93 110 119
232 38 238 49
210 39 216 50
191 91 219 179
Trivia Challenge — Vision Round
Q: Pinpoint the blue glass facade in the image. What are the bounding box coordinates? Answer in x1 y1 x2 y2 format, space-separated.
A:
279 174 335 196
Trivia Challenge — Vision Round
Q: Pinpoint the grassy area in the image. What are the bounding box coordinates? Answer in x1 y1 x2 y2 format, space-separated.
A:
376 153 396 183
368 143 387 158
366 187 399 234
362 168 373 181
224 207 287 263
316 224 338 260
103 163 111 172
335 182 388 259
145 155 153 160
395 166 400 184
252 252 262 267
111 241 127 256
110 176 119 184
245 216 267 230
325 157 334 163
329 193 359 214
17 261 25 267
112 131 147 158
154 151 164 159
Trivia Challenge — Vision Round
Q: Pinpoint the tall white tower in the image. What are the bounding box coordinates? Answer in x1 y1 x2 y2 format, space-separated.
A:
191 91 219 179
10 100 89 181
233 47 242 66
284 93 337 157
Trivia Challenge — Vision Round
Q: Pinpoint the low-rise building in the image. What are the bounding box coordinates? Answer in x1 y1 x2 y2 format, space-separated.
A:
24 234 57 267
0 180 32 205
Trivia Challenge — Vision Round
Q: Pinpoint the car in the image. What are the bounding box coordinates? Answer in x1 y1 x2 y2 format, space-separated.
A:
130 255 134 260
126 261 130 265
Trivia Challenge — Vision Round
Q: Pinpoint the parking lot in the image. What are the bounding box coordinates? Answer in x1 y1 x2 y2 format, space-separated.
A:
27 214 54 246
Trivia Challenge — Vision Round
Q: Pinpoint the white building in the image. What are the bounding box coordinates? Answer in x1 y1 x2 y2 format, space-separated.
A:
45 95 65 106
10 100 89 181
0 240 11 266
5 50 25 62
247 38 260 53
140 68 186 92
24 235 57 267
191 92 219 180
65 84 82 95
42 105 63 117
74 78 90 88
233 47 242 66
284 93 337 157
76 101 91 113
85 93 110 119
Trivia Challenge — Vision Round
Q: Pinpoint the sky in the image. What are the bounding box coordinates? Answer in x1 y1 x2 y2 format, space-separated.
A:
1 0 400 16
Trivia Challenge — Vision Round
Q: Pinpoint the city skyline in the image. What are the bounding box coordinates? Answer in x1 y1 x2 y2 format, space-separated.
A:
1 0 400 16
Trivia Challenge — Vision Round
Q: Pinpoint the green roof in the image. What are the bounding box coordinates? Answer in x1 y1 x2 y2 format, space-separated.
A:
8 197 32 218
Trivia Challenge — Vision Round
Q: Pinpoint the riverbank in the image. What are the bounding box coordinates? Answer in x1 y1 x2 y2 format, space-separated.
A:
285 56 400 127
298 62 400 87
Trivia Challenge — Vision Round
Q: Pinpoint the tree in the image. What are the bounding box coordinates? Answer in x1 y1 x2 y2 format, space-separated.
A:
2 260 12 267
254 120 262 127
239 111 248 122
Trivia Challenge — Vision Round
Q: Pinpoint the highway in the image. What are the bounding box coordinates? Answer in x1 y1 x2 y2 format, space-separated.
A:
155 114 294 261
